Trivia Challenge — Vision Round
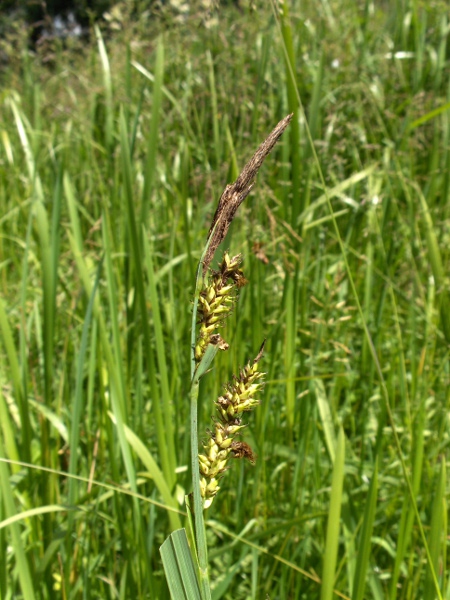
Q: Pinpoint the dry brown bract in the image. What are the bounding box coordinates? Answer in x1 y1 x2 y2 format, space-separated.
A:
203 113 293 274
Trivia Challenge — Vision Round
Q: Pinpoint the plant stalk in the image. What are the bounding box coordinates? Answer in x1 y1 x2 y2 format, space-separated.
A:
189 251 213 600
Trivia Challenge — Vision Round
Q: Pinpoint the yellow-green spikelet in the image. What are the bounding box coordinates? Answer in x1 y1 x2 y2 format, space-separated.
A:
199 349 265 509
195 253 246 362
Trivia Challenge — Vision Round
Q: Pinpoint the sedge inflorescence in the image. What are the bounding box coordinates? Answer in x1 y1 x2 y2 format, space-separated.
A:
199 347 265 509
195 252 247 363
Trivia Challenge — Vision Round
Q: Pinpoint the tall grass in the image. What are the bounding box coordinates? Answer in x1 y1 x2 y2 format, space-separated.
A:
0 1 449 598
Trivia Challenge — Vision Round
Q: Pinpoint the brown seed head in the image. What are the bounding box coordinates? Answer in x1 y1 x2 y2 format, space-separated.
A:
203 114 293 274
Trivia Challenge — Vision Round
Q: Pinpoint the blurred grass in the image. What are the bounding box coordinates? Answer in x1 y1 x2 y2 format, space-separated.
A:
0 0 449 598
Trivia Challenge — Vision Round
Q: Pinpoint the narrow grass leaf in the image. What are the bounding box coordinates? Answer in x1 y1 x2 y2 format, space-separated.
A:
34 200 55 403
352 461 378 600
279 0 301 220
160 529 202 600
418 189 450 342
10 100 43 200
313 378 337 464
0 383 19 466
0 298 31 461
142 229 176 468
28 399 68 442
102 216 129 418
320 426 345 600
0 438 36 600
64 173 85 256
211 549 250 600
109 412 182 532
305 48 324 155
424 459 446 598
142 38 164 223
284 275 296 429
95 26 114 152
194 343 219 382
0 505 76 530
409 100 450 129
297 165 377 228
154 253 188 283
68 258 102 507
207 50 221 167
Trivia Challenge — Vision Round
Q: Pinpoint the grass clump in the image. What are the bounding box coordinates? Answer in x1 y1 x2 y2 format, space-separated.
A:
0 0 449 598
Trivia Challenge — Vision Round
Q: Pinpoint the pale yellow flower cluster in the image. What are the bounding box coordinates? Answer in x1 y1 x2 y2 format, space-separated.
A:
194 252 246 363
199 355 265 509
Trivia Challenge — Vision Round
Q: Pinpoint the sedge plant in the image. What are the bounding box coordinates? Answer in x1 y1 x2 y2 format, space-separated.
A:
160 115 292 599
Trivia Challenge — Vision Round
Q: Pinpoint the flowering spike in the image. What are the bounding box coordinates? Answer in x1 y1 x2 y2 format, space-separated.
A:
194 252 247 363
199 344 265 509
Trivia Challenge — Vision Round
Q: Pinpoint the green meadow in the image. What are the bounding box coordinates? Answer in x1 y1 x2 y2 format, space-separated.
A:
0 1 449 598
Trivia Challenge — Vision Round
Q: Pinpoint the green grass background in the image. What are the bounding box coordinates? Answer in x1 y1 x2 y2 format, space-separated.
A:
0 0 449 598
